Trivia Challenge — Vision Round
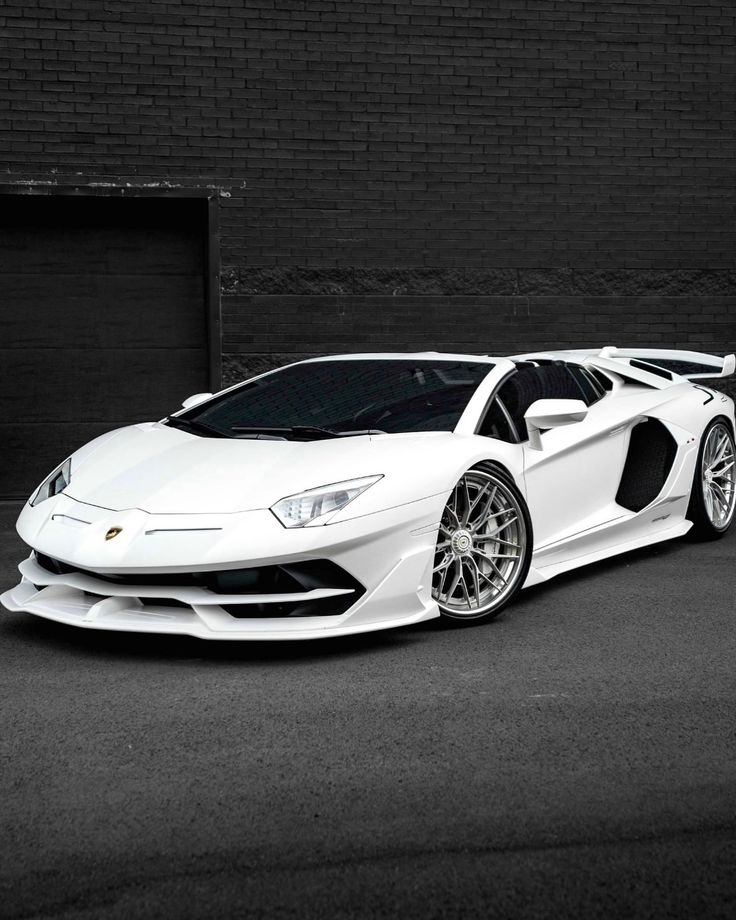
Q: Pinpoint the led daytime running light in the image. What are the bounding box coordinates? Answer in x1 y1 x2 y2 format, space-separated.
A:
271 475 383 528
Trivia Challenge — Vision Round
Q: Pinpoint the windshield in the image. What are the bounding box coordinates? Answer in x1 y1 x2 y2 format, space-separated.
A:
170 359 493 439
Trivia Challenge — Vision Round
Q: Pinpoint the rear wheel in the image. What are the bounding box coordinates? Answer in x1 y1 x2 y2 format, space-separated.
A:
687 420 736 539
432 467 532 623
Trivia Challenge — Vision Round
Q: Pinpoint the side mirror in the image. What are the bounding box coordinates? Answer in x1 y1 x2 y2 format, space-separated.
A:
524 398 588 451
181 392 213 410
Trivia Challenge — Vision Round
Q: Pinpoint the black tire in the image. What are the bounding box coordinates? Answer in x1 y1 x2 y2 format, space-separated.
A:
432 465 533 623
686 419 736 540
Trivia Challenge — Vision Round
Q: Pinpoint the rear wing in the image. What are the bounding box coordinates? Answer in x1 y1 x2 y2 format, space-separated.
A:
593 347 735 381
510 346 735 391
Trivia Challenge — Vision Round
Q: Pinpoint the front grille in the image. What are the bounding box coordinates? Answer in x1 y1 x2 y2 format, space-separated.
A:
34 553 364 618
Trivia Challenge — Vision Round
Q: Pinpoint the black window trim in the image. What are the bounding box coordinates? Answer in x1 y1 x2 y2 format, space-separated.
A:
496 395 520 442
474 369 521 443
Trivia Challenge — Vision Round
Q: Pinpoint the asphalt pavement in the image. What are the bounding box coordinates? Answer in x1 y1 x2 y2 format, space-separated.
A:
1 501 735 919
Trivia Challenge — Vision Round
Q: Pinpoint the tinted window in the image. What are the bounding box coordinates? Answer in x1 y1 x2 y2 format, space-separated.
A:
498 364 584 441
589 368 613 392
176 359 493 438
567 364 604 405
478 396 516 442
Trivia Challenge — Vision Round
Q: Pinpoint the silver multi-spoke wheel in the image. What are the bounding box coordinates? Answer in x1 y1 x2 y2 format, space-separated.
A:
432 469 530 620
700 422 736 530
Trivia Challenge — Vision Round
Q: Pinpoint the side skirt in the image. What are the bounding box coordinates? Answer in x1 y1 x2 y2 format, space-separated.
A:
524 515 691 587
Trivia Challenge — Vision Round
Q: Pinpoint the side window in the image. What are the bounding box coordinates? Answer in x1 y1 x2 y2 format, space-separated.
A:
497 364 584 442
478 396 516 442
498 368 547 442
566 364 604 406
589 368 613 392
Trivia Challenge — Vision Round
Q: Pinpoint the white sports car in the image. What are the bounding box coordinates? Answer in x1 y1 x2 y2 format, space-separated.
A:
2 347 735 640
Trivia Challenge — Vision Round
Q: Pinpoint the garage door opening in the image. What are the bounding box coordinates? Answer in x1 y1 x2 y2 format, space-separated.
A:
0 193 214 499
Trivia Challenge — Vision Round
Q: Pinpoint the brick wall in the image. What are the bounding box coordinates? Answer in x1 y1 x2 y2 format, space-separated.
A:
1 0 735 388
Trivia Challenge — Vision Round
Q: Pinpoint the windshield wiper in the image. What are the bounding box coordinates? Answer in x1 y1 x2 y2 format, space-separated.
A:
290 426 387 439
165 416 231 439
230 426 386 440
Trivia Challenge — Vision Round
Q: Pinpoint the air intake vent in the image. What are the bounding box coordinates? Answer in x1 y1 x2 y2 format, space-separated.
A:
616 419 677 512
33 554 365 618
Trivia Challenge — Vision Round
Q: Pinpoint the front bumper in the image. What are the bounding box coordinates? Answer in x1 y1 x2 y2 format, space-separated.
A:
1 493 442 640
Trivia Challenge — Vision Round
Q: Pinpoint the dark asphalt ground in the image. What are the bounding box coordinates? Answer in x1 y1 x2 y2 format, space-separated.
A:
1 502 735 920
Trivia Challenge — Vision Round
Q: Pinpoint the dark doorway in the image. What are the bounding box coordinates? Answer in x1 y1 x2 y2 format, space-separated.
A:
0 194 210 499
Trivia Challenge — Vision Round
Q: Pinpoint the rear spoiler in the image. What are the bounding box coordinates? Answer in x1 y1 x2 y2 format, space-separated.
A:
510 346 735 391
594 347 735 381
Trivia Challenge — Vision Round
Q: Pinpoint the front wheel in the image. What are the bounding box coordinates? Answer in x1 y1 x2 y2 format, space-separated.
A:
687 419 736 540
432 467 532 623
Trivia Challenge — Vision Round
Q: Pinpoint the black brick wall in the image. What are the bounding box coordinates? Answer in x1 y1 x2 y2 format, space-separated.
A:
1 0 735 391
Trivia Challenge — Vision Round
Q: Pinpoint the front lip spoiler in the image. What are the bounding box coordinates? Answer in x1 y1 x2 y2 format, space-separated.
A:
0 580 435 641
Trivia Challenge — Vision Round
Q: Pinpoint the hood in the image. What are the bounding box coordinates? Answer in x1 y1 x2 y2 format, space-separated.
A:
64 423 452 514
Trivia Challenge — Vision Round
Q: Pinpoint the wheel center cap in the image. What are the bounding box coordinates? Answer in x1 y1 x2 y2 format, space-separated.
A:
705 470 714 483
451 529 473 555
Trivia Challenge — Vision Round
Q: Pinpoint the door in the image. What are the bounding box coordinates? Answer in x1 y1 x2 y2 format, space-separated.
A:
496 363 633 547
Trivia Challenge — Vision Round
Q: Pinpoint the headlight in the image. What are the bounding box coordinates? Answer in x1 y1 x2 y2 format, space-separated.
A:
30 458 72 506
270 475 383 528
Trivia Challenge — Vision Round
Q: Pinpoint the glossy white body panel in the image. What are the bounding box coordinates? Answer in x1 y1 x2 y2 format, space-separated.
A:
3 348 734 639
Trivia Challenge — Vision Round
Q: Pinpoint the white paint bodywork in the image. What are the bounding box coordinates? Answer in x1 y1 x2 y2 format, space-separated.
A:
2 348 734 639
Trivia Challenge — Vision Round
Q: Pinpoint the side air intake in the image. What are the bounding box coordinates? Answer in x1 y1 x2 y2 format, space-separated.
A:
616 419 678 512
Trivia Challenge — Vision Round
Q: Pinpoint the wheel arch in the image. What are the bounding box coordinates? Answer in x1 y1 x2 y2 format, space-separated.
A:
711 412 735 440
470 458 519 488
